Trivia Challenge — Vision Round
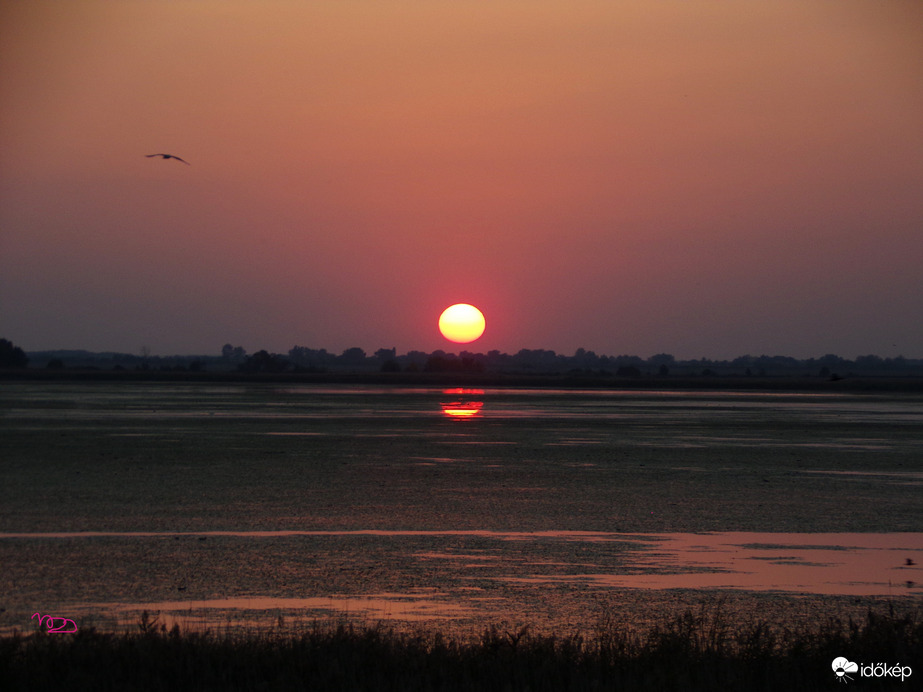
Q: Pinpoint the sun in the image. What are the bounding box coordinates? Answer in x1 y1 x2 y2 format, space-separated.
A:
438 304 486 343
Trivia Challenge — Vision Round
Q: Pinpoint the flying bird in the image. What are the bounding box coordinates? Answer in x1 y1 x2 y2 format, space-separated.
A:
145 153 190 165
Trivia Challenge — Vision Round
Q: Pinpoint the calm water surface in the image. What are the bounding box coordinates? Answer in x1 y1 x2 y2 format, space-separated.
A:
2 383 921 634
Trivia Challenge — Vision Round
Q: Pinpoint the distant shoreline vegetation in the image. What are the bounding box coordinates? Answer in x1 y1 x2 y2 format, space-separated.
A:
3 338 923 383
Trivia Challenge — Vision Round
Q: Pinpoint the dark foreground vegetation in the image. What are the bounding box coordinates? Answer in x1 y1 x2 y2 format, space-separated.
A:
3 606 920 691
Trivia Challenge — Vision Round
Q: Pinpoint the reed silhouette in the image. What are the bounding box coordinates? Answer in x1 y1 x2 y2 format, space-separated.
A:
2 604 920 691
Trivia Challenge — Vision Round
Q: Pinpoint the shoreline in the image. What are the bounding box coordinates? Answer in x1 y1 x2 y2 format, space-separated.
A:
4 367 923 392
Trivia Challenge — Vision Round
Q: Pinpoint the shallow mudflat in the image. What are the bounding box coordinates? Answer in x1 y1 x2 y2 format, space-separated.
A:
1 382 921 638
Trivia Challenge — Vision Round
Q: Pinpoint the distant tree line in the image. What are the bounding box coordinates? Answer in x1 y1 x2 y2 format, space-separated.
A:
8 337 922 379
0 338 28 368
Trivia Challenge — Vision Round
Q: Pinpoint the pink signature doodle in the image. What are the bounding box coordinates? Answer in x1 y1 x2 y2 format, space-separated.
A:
32 612 78 634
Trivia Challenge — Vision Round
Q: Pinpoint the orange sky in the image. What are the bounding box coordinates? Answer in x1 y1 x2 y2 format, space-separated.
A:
1 1 921 359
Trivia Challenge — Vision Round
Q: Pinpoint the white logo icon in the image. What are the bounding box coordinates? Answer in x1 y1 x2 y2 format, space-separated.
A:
832 657 858 683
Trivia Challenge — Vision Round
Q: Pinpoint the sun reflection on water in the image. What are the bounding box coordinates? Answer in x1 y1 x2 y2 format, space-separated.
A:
441 389 485 418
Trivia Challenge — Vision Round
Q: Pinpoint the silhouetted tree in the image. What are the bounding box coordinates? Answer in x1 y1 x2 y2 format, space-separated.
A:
514 349 561 371
380 359 401 372
374 348 396 362
647 353 675 368
221 344 247 363
424 352 484 373
460 357 485 373
338 347 367 367
288 346 332 371
0 339 28 368
855 354 884 371
424 353 456 372
573 348 601 369
375 348 401 372
611 355 645 370
239 350 289 373
818 354 849 368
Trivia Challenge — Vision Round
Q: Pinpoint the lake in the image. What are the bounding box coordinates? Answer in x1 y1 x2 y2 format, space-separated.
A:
1 382 921 637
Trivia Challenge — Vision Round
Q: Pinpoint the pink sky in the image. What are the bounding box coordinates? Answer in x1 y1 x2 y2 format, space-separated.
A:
1 1 921 359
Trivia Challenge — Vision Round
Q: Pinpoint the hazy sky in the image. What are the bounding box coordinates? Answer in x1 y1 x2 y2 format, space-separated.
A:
2 1 921 360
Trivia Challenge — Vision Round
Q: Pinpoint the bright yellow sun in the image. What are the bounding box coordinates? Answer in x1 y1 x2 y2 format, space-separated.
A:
438 304 486 343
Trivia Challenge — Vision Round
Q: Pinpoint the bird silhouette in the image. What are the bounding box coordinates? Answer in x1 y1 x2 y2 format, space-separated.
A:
145 153 190 165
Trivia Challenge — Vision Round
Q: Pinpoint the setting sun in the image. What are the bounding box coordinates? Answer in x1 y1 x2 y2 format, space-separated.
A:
438 304 486 344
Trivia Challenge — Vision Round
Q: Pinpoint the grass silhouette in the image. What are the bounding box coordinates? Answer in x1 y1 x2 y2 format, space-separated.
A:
2 603 920 691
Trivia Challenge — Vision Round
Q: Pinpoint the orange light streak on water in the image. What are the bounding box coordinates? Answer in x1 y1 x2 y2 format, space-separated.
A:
501 532 923 596
441 389 485 417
